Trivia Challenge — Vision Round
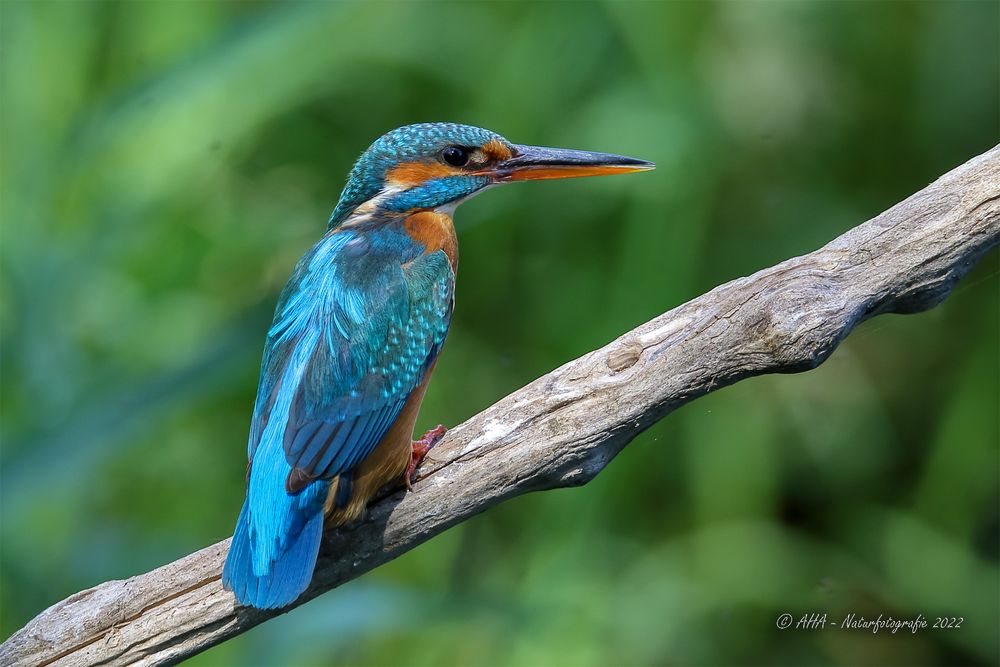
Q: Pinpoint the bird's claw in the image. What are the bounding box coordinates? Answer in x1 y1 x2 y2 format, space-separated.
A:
405 424 447 490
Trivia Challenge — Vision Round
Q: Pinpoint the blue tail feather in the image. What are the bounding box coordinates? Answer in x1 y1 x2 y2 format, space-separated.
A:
223 421 329 609
222 494 326 609
223 328 332 609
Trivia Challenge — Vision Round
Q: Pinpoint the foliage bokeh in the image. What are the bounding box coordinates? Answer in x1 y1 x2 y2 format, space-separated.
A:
1 1 997 665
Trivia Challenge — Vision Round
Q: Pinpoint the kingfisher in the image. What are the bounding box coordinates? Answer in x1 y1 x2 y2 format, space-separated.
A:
222 122 654 609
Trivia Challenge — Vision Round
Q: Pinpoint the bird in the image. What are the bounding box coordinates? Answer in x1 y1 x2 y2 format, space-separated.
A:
222 122 654 609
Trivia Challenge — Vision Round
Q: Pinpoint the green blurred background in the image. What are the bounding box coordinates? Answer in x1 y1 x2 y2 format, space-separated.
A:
1 1 997 665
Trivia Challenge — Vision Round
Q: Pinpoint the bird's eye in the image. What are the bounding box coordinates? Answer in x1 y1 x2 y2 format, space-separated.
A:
441 146 470 167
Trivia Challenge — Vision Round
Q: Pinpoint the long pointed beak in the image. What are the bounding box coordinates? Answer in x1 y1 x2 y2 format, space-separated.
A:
485 144 655 181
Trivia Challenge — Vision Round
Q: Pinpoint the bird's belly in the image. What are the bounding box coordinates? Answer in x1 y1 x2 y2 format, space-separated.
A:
324 370 434 524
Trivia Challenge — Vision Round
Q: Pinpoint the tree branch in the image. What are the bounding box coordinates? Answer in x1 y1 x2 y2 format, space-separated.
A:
4 146 998 667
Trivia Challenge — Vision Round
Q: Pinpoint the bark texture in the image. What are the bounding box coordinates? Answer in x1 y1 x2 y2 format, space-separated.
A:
3 145 998 667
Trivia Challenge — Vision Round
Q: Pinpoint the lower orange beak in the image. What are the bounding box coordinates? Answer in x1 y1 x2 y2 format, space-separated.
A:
483 144 655 181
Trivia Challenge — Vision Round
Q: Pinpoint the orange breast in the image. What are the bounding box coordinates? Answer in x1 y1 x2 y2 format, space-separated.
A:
404 211 459 269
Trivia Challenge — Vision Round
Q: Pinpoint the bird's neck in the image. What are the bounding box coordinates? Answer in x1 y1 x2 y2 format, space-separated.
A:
402 210 458 270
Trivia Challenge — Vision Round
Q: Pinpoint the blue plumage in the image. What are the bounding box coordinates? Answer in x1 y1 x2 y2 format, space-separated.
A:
223 122 652 609
223 463 326 609
384 175 491 212
223 222 453 608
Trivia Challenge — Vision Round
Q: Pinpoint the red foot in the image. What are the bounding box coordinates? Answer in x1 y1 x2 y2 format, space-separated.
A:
405 424 447 490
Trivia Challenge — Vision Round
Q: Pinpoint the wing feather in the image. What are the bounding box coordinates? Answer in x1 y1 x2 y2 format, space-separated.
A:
248 227 454 494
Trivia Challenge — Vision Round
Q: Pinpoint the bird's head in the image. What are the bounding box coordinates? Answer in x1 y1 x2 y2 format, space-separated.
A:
328 122 654 228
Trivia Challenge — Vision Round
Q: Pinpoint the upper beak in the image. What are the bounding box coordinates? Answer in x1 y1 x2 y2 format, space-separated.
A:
484 144 655 181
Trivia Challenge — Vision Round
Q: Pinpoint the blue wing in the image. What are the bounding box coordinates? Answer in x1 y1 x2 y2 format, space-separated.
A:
224 226 453 608
249 227 454 491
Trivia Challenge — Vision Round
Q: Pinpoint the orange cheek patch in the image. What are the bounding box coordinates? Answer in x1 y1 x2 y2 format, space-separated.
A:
481 139 514 162
387 161 459 187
